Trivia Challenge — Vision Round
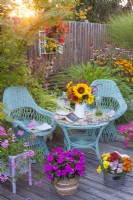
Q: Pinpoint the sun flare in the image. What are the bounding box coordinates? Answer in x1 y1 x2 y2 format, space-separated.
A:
11 0 35 18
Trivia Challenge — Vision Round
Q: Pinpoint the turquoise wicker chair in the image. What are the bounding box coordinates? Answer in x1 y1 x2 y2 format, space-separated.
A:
89 79 127 142
3 86 57 155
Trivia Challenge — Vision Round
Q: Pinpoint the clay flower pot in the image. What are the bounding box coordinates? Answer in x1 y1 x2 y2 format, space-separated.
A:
54 178 79 196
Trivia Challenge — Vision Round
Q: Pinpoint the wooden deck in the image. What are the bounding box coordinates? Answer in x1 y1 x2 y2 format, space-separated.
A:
1 130 133 200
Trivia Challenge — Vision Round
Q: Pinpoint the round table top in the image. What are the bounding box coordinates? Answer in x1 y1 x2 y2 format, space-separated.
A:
55 114 109 129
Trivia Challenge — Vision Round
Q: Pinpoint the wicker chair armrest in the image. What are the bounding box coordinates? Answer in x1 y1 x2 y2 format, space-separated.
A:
13 119 31 133
110 101 127 121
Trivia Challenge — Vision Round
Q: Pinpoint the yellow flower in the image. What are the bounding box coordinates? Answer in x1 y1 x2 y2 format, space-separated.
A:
73 83 90 98
88 95 94 105
97 165 102 173
66 81 72 89
101 153 107 157
103 161 110 169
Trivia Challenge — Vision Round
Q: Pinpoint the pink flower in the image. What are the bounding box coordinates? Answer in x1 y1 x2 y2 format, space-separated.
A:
1 139 9 148
117 125 127 133
128 122 133 126
129 133 133 140
10 163 17 169
123 141 129 146
0 174 8 182
17 130 24 136
128 127 133 131
0 126 7 136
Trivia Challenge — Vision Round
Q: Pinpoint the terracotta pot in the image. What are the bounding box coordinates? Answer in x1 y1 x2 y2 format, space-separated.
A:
54 178 79 196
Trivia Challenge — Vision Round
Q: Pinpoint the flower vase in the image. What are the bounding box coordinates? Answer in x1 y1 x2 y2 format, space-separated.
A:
1 153 32 194
74 103 85 118
54 178 79 196
103 173 125 187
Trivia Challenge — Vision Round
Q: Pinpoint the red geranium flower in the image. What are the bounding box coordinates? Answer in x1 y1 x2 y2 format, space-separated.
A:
109 152 119 162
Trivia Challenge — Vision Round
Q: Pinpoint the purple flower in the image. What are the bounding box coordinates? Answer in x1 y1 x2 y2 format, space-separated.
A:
61 169 67 176
128 122 133 126
0 126 7 136
10 163 17 169
110 161 118 170
0 174 8 182
117 125 127 133
23 142 30 147
57 157 64 164
56 170 61 177
53 166 59 170
17 130 24 136
78 171 84 176
75 163 83 171
69 168 75 174
55 147 63 154
23 150 35 158
46 154 54 162
124 141 129 146
117 168 123 173
1 139 9 148
67 157 74 162
128 127 133 131
44 164 53 172
46 174 53 180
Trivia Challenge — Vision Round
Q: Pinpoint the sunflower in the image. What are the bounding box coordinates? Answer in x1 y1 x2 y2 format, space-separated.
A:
88 95 94 105
71 95 80 103
68 86 74 95
73 83 90 98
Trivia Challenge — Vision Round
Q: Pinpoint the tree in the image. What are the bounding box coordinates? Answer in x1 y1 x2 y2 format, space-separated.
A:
0 0 78 115
76 0 124 22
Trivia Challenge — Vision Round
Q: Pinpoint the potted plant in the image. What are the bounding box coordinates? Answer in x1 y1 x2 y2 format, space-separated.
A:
97 151 132 187
117 122 133 147
44 147 86 196
0 126 36 193
66 80 94 118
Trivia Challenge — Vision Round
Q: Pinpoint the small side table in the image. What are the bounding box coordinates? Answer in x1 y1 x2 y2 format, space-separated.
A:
56 119 108 160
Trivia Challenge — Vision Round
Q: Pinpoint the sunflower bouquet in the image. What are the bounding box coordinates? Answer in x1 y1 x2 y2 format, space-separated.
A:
66 81 94 104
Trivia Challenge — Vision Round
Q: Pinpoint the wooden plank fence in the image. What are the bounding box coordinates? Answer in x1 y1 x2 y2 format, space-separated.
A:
27 21 107 72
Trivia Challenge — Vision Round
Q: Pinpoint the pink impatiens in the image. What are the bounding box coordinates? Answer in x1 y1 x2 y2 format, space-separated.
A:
44 148 86 182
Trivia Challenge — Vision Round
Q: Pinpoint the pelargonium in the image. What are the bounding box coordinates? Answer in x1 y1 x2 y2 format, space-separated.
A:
44 148 86 182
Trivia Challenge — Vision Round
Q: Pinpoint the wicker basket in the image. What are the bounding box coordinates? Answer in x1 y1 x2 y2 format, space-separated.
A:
103 173 126 187
54 178 79 196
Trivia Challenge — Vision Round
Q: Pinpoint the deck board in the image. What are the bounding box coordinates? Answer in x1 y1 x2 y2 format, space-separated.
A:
1 131 133 200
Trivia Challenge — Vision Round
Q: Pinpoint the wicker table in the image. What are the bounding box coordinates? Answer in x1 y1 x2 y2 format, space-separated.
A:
55 116 109 160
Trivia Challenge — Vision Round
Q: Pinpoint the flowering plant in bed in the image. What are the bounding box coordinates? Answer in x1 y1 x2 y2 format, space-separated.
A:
44 148 86 195
97 152 132 187
0 126 35 183
117 122 133 147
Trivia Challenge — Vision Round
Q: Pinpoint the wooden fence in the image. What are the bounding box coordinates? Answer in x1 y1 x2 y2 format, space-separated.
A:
27 21 107 72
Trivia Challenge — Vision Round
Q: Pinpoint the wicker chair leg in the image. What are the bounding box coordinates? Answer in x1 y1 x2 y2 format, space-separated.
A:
100 121 118 142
